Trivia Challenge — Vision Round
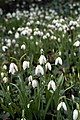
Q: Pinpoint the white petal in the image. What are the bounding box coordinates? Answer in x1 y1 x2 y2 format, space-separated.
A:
73 109 78 120
45 62 51 71
62 102 67 111
57 102 62 111
32 80 38 88
73 41 80 47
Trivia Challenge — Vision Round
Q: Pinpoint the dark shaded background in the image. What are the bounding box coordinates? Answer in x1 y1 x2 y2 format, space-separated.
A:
0 0 79 13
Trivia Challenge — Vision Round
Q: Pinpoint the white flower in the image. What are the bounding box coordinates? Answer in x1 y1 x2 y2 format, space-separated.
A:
2 46 8 52
45 62 51 71
35 65 44 76
39 55 47 65
7 86 10 91
9 63 18 74
73 41 80 47
27 103 30 108
21 44 26 50
62 102 67 111
8 30 12 34
3 65 7 70
73 109 78 120
28 75 33 82
48 80 56 91
12 39 16 44
32 80 38 88
72 94 75 100
21 118 26 120
57 102 62 111
15 32 19 39
57 102 67 111
22 61 29 70
3 77 8 83
55 57 62 65
1 72 4 78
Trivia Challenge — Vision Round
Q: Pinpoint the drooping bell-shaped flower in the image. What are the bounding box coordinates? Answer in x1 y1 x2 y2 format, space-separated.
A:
21 44 26 50
22 61 29 70
48 80 56 91
32 80 38 88
9 63 18 74
39 55 47 65
35 65 44 76
62 102 67 111
73 41 80 47
55 57 62 65
57 102 62 111
45 62 51 71
57 102 67 111
73 109 78 120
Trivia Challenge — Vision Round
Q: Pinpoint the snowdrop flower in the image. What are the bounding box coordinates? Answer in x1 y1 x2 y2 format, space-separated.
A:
28 75 33 82
12 39 16 44
36 42 38 46
27 103 30 108
3 77 8 83
73 41 80 47
8 30 12 34
57 102 62 111
21 118 26 120
32 80 38 88
40 49 44 54
3 65 7 70
39 55 47 65
62 102 67 111
22 61 29 70
57 102 67 111
15 32 19 39
7 86 10 91
72 94 75 100
48 80 56 91
2 46 8 52
35 65 44 76
55 57 62 65
1 72 4 78
9 63 18 74
45 62 51 71
73 109 78 120
21 44 26 50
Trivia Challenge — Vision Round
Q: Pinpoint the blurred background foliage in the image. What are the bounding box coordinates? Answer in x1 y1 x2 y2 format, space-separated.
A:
0 0 80 13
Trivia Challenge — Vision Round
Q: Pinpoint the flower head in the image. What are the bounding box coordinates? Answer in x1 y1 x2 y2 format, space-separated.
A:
32 80 38 88
45 62 51 71
57 102 67 111
55 57 62 65
22 61 29 70
48 80 56 91
35 65 44 76
73 41 80 47
39 55 47 65
9 63 18 74
73 109 78 120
